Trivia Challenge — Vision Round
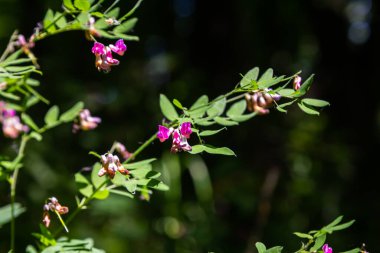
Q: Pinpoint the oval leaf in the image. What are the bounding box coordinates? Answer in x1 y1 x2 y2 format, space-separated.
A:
21 113 39 131
240 67 259 87
113 18 138 33
226 100 246 117
214 116 239 126
207 97 226 117
297 103 319 115
189 95 209 118
74 0 90 11
159 94 178 121
59 101 84 122
302 98 330 107
203 145 236 156
199 128 226 137
255 242 266 253
44 105 59 126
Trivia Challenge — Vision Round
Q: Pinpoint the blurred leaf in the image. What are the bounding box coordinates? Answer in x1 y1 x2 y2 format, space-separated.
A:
203 145 236 156
146 179 169 191
0 203 26 228
325 216 343 229
0 91 20 100
310 234 326 252
214 116 239 126
195 119 215 126
189 95 209 118
240 67 259 87
255 242 266 253
124 179 137 193
297 103 319 115
59 101 84 122
43 9 56 33
265 246 283 253
94 18 108 29
172 98 183 109
106 7 120 19
226 100 246 117
277 88 295 97
91 163 106 188
54 13 67 29
21 113 40 131
26 96 40 108
159 94 178 121
75 173 93 197
91 12 104 18
74 0 91 11
109 189 134 198
44 105 59 126
111 172 126 186
113 18 138 33
25 245 38 253
207 96 226 117
130 164 152 179
125 158 156 168
229 112 257 122
113 33 139 41
295 74 314 97
63 0 76 10
340 248 361 253
302 98 330 107
146 170 161 179
93 189 109 200
30 131 42 141
293 232 313 240
258 68 273 84
199 128 226 136
330 220 355 232
188 144 204 154
260 75 285 88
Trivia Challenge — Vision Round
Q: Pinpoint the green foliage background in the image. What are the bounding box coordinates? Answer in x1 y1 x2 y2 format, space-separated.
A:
0 0 378 252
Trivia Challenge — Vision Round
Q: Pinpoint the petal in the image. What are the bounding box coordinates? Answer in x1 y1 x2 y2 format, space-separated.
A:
180 122 192 138
92 42 105 55
157 125 171 142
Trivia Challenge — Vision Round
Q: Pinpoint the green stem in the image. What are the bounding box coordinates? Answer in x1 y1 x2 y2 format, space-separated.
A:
0 30 18 63
125 133 157 163
119 0 144 22
10 135 30 252
104 0 120 16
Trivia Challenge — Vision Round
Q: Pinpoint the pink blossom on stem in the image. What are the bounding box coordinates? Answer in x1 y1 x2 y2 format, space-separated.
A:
293 75 302 90
157 125 172 142
92 42 106 55
104 46 120 65
2 109 29 138
72 109 101 133
109 39 127 56
322 244 333 253
98 153 129 179
180 122 192 138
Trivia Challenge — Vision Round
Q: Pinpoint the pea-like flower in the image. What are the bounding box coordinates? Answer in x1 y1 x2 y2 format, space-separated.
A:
157 122 193 153
91 39 127 73
98 153 129 179
293 75 302 90
245 89 281 115
72 109 101 133
42 197 69 228
322 244 333 253
114 142 133 160
1 109 29 138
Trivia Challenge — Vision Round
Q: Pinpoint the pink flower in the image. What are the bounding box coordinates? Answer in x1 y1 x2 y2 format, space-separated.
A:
98 153 129 179
92 42 106 55
157 125 172 142
72 109 101 133
171 129 192 152
42 197 69 228
322 244 333 253
109 39 127 56
2 109 29 138
104 46 120 65
180 122 192 138
115 142 133 160
293 76 302 90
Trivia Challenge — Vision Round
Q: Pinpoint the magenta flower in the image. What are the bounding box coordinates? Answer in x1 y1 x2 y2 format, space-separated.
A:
158 122 193 153
293 75 302 90
180 122 192 138
1 109 29 138
72 109 101 133
92 42 106 55
104 46 120 65
98 153 129 179
157 125 173 142
322 244 333 253
109 39 127 56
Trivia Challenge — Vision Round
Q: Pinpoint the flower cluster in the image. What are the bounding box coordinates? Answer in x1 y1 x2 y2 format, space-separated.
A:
157 122 193 152
72 109 101 133
245 89 281 115
91 39 127 73
322 244 333 253
42 197 69 228
98 153 129 179
0 102 29 138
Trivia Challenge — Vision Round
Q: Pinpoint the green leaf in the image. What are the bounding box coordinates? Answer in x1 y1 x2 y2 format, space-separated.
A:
330 219 355 231
276 100 296 113
302 98 330 107
113 33 139 41
255 242 266 253
203 145 236 156
91 163 106 188
0 203 26 228
297 103 319 115
188 144 205 154
265 246 283 253
93 189 109 200
277 88 295 97
130 164 152 179
55 13 67 29
227 100 246 118
240 67 259 87
113 18 138 33
296 74 314 97
44 105 59 126
147 179 169 191
172 98 183 109
310 234 326 252
75 173 93 197
339 248 361 253
325 216 343 229
30 131 42 141
258 68 273 84
124 158 156 168
195 119 216 126
21 113 40 131
199 128 226 136
26 96 40 108
111 172 126 186
106 7 120 19
43 9 56 33
109 189 134 198
260 75 285 88
59 101 84 122
159 94 179 121
0 91 20 100
293 232 313 240
63 0 76 10
207 96 226 117
146 170 161 179
74 0 91 11
214 116 239 126
189 95 209 118
229 112 257 122
124 179 137 193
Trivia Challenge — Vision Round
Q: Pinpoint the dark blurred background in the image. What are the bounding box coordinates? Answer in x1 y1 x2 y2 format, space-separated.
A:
0 0 379 252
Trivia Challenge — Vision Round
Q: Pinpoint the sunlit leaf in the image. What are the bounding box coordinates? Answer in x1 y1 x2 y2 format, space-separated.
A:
203 145 236 156
113 18 138 33
93 189 109 200
109 189 134 198
124 179 137 193
159 94 178 121
43 9 56 33
188 145 205 154
124 158 156 168
21 113 40 131
258 68 273 83
172 98 183 109
310 234 326 252
0 203 26 228
240 67 259 87
30 131 42 141
189 95 209 118
91 163 106 188
265 246 283 253
207 96 226 117
199 128 226 136
106 7 120 19
229 112 257 122
59 101 84 122
255 242 266 253
130 164 152 179
63 0 76 10
226 100 246 118
277 88 295 97
302 98 330 107
44 105 59 126
75 173 93 197
146 179 169 191
339 248 361 253
293 232 313 240
297 102 319 115
214 116 239 126
0 91 20 100
74 0 91 11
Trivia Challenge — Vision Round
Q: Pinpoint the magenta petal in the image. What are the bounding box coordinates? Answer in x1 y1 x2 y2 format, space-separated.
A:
322 244 333 253
110 39 127 56
157 125 170 142
92 42 105 55
180 122 192 138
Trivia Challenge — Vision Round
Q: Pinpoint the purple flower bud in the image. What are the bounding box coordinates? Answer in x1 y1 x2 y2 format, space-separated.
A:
180 122 192 139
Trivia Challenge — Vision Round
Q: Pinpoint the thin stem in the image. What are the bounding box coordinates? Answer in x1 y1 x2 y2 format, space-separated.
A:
10 135 30 252
104 0 120 16
119 0 144 22
125 133 157 163
0 30 18 62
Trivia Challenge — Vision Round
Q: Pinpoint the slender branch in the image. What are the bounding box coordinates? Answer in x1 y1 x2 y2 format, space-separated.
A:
125 133 157 163
119 0 144 22
0 30 18 62
104 0 120 16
